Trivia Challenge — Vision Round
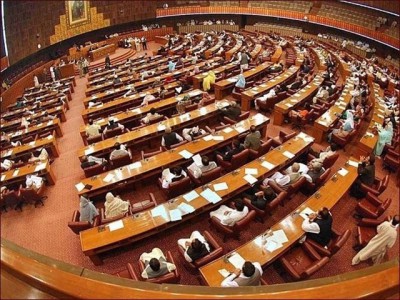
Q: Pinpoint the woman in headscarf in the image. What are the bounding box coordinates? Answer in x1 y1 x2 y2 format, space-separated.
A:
202 71 216 92
328 110 354 142
235 73 246 89
79 195 99 224
104 192 130 218
374 122 393 156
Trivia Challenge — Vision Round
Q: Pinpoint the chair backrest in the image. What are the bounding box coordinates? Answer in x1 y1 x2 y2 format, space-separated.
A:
330 229 351 255
110 153 131 169
100 208 128 225
141 147 163 160
147 115 166 125
184 103 198 112
67 210 93 234
315 168 331 187
200 166 222 185
287 176 307 197
19 187 41 203
323 152 339 169
192 231 224 268
202 97 215 106
234 209 256 231
238 111 250 122
3 190 21 207
138 251 180 283
378 175 389 194
86 134 103 145
167 176 192 198
104 127 123 139
377 198 392 215
231 149 250 170
83 163 105 178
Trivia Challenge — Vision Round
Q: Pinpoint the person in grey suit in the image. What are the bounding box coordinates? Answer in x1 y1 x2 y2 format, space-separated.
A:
221 261 263 287
139 248 176 279
244 125 261 151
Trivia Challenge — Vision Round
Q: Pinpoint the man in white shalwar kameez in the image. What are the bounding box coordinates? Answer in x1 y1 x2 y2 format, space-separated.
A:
352 216 398 265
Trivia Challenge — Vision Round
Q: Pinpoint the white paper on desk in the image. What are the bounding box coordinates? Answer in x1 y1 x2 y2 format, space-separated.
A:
179 149 193 159
377 114 384 119
47 121 53 126
228 253 246 269
5 149 13 156
338 106 346 110
223 127 233 133
300 207 315 220
294 93 301 97
1 175 5 181
203 135 213 141
108 220 124 231
283 151 295 159
228 77 237 83
75 182 85 192
169 209 182 221
37 123 43 127
245 168 258 175
265 240 283 253
235 126 246 134
218 269 231 278
178 202 195 215
285 103 293 107
318 120 327 126
157 124 166 131
213 182 228 191
290 99 297 103
260 84 267 87
179 113 190 120
199 107 207 116
84 148 94 155
261 161 275 170
175 87 182 94
29 141 36 146
151 205 169 219
34 163 46 172
272 229 289 244
131 108 141 114
348 160 359 167
129 161 142 169
200 188 222 204
338 168 348 176
95 118 104 124
243 174 258 185
103 173 115 182
212 135 224 141
183 190 199 202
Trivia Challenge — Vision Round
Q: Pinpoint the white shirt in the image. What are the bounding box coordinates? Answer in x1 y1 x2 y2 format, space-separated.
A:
221 262 263 287
301 218 320 234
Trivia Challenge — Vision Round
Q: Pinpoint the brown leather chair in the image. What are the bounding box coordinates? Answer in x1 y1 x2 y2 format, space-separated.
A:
354 192 392 219
3 189 24 212
100 206 131 225
205 122 230 133
307 228 351 257
256 95 278 113
19 184 47 207
360 174 389 196
331 129 357 151
248 139 273 160
103 126 125 139
137 251 180 283
110 153 132 169
216 149 250 172
383 149 399 172
68 210 100 234
301 168 331 195
158 176 192 199
184 103 198 112
177 230 224 269
145 115 167 125
130 193 158 214
210 209 256 242
83 163 106 178
279 241 330 281
202 97 215 106
268 176 307 201
244 186 287 222
267 130 296 148
86 134 103 145
161 139 188 152
223 111 250 125
188 166 222 186
141 147 163 160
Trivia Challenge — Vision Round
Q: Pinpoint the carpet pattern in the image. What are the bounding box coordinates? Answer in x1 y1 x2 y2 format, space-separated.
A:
1 42 398 287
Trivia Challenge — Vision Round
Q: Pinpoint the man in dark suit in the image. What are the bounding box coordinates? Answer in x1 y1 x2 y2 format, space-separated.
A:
178 231 210 263
221 101 241 121
301 207 333 246
350 155 376 198
220 139 245 161
244 125 261 151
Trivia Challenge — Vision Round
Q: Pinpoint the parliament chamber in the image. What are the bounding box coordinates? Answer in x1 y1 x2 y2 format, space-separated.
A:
1 1 399 299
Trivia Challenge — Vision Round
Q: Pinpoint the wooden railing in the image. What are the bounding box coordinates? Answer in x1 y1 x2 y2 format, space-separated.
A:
156 7 399 48
1 238 399 299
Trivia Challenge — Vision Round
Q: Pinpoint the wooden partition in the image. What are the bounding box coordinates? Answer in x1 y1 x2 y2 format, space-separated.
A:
1 239 398 299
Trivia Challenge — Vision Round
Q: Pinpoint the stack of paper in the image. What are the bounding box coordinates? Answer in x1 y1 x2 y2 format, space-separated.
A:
218 269 230 278
84 148 94 155
245 168 258 175
199 107 207 115
299 207 315 220
129 161 142 169
103 173 115 182
213 182 228 191
228 253 246 269
179 150 193 159
235 126 246 134
178 203 195 215
1 175 5 181
338 168 349 176
107 220 124 231
283 151 295 159
75 182 85 192
203 135 213 141
348 160 359 167
223 127 233 133
261 161 275 170
243 174 258 185
200 188 222 204
34 163 46 172
169 209 183 221
212 135 224 141
151 205 169 219
183 190 199 202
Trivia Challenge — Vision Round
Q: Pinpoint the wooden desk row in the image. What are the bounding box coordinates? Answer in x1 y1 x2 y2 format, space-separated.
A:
308 47 328 71
81 82 180 124
273 74 324 125
23 76 76 94
192 61 239 90
78 100 230 161
177 24 239 35
84 56 223 100
80 131 312 265
0 160 56 187
200 158 359 286
225 35 243 61
79 89 204 139
241 65 299 111
214 62 272 100
76 114 270 199
1 134 60 160
4 118 63 142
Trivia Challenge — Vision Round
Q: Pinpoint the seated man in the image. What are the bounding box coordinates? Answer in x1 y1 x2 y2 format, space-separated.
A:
210 198 249 226
178 231 210 262
113 75 122 84
161 166 187 188
79 195 99 224
182 126 206 142
306 161 325 183
103 119 124 135
288 103 311 120
139 248 177 279
219 139 245 162
123 86 136 98
244 125 261 151
109 142 132 160
80 155 107 169
104 192 130 218
28 148 49 163
263 162 302 189
161 127 183 149
25 174 44 192
220 101 241 121
141 108 163 124
221 261 263 287
255 87 277 110
1 159 14 171
245 185 277 210
301 207 333 247
312 86 329 104
141 92 156 106
188 155 218 179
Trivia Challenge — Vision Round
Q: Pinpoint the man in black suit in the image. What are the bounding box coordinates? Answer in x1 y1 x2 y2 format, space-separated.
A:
220 139 245 161
350 155 376 198
301 207 333 246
